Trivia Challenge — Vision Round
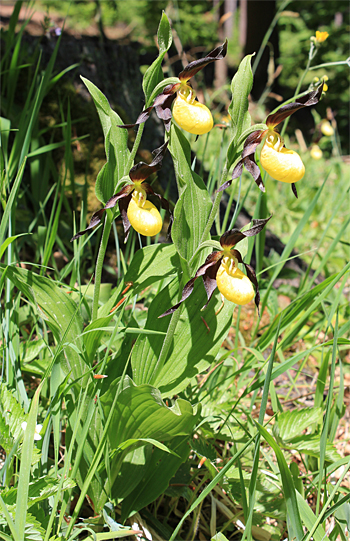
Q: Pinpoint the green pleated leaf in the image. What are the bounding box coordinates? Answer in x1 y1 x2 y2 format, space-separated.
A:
81 77 129 204
256 423 304 541
143 12 173 104
171 174 212 268
131 275 233 396
168 123 195 196
227 54 254 168
100 377 199 517
102 377 199 447
0 265 86 381
274 407 322 442
124 243 179 296
82 315 115 365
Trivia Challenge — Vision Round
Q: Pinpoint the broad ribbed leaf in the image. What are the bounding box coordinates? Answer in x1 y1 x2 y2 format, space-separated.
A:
81 77 129 203
0 265 86 381
131 276 233 396
124 243 179 296
274 407 322 442
227 54 254 167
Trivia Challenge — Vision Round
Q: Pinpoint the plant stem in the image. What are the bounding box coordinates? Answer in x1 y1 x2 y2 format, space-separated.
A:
126 123 145 171
91 123 145 322
91 213 112 321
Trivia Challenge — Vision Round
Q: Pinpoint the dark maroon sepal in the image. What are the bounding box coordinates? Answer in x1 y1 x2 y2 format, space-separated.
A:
178 40 228 81
70 209 106 241
129 141 169 182
159 251 222 318
266 84 324 128
291 183 298 198
220 216 271 249
220 229 246 248
104 184 134 209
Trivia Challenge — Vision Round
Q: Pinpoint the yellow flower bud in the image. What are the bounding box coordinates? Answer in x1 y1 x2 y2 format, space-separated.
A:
127 192 162 237
320 120 334 137
315 31 329 43
216 258 254 305
310 144 323 160
260 132 305 184
172 90 213 135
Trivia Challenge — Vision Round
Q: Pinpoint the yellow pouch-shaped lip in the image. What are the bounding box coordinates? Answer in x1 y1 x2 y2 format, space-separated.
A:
172 94 213 135
260 140 305 184
216 265 255 305
127 198 162 237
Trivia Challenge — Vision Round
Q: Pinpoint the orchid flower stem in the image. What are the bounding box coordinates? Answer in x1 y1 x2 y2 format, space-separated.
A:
91 212 112 321
91 124 145 323
126 123 145 171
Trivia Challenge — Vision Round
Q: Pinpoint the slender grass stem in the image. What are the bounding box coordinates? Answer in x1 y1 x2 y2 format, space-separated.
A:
91 214 112 321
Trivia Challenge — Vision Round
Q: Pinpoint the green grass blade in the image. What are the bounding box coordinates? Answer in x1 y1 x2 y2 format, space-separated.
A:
15 382 43 538
256 423 304 541
0 158 26 247
316 312 338 514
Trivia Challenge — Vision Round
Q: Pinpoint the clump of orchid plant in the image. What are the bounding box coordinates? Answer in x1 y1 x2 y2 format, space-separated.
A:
218 84 324 198
159 217 271 318
119 41 227 135
71 142 171 242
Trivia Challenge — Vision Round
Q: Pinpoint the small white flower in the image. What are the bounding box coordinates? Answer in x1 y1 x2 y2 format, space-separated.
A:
21 422 43 441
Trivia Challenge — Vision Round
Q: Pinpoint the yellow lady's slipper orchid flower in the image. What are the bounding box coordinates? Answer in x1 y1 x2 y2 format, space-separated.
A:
310 144 323 160
217 83 324 197
216 256 254 305
321 119 334 136
159 217 271 318
315 31 329 43
260 131 305 184
172 85 213 135
127 189 162 236
71 142 171 243
118 41 227 134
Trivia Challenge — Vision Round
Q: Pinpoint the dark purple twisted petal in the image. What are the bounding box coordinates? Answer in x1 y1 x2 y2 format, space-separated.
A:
220 216 271 249
202 260 222 309
178 40 228 81
118 194 132 242
118 86 179 129
70 209 106 241
159 251 223 318
266 84 324 127
129 141 169 182
242 130 266 158
291 183 298 198
244 154 265 192
217 160 244 192
155 93 177 133
232 249 260 313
